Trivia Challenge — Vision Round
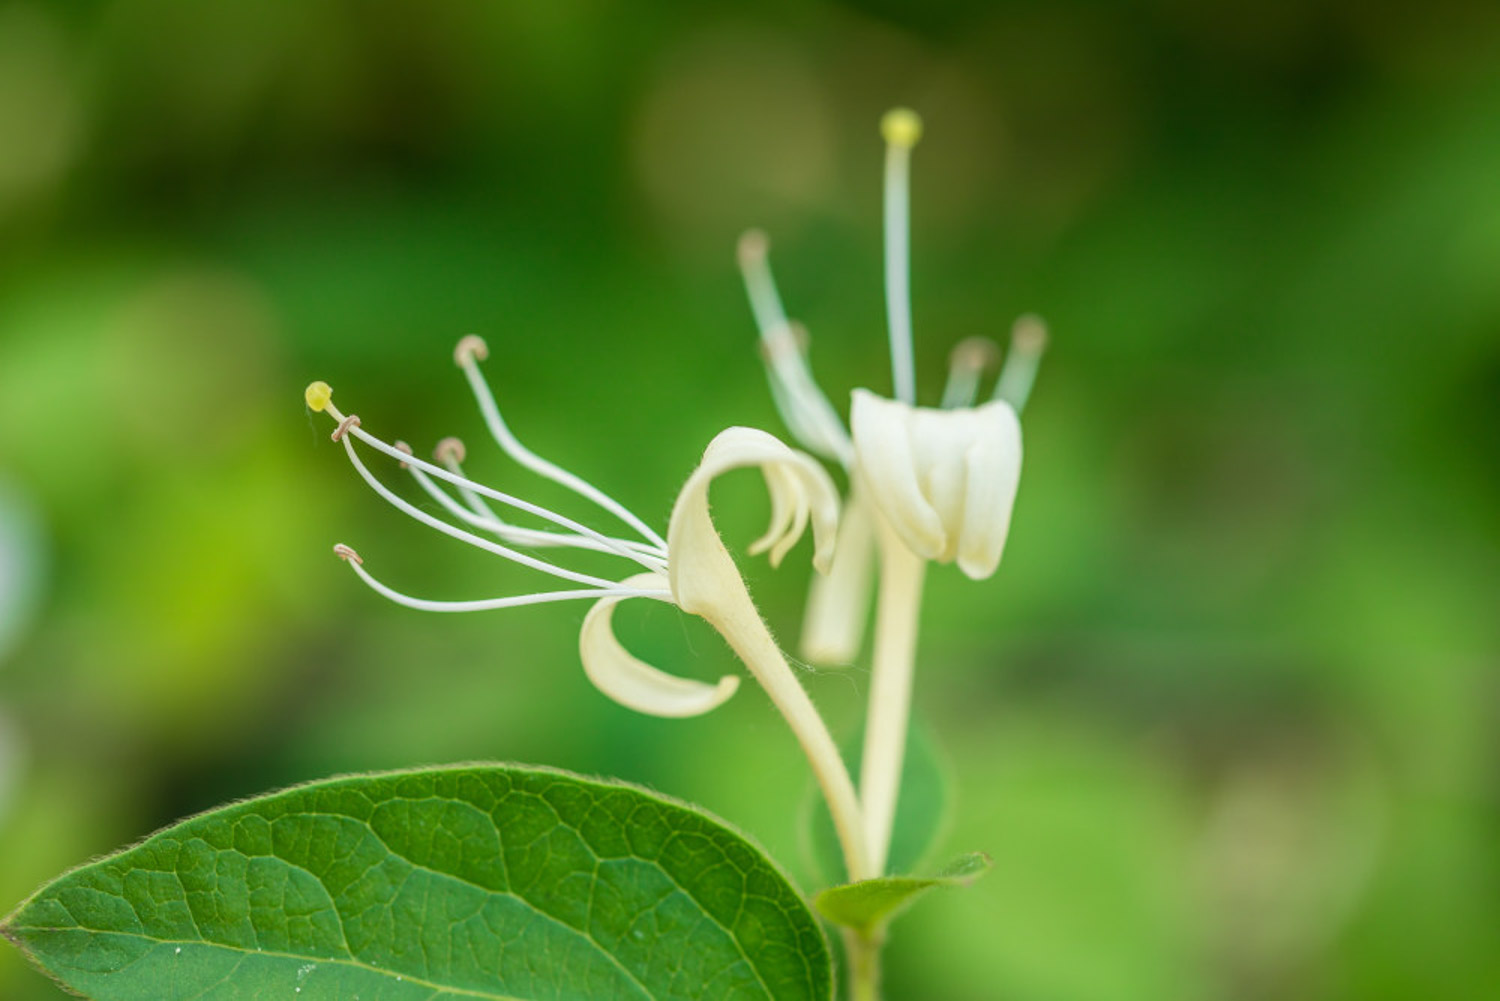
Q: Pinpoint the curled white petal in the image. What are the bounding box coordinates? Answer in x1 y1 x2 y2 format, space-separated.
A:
851 389 1022 580
850 391 945 557
661 429 871 876
579 572 740 718
667 427 840 616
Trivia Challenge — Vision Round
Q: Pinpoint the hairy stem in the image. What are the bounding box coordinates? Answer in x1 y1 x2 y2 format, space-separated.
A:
701 585 874 882
844 929 884 1001
860 521 928 875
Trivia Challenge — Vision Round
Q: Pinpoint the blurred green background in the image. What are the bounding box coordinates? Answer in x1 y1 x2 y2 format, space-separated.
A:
1 1 1498 998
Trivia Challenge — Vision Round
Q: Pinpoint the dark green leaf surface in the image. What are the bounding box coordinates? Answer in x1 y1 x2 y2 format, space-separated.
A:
814 853 991 936
2 765 831 1001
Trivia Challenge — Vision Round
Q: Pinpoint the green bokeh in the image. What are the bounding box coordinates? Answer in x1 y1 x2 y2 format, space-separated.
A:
0 2 1497 999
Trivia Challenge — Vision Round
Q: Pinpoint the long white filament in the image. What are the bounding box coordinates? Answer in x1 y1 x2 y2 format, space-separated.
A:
431 447 667 557
344 557 671 612
993 314 1049 415
737 231 854 468
436 446 507 527
328 403 666 571
405 462 669 573
882 109 922 405
941 337 1001 410
457 345 668 550
338 434 624 589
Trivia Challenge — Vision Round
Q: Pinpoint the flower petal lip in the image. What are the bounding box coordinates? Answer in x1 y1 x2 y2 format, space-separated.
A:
579 571 741 718
955 413 1021 580
667 426 840 617
852 389 1022 579
851 390 946 559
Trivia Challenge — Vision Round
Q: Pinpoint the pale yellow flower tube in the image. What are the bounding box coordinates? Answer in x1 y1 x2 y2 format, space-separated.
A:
668 427 872 881
578 427 873 882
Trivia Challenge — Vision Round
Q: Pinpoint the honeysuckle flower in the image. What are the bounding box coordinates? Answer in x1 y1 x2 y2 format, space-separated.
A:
850 387 1022 581
737 108 1049 875
307 337 873 879
740 110 1045 591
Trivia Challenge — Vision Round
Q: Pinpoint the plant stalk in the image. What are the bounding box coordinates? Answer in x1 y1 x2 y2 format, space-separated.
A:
860 521 928 875
844 929 885 1001
701 584 874 883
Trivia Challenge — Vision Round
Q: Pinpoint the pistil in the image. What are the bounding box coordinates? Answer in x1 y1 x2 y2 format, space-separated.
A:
881 108 923 405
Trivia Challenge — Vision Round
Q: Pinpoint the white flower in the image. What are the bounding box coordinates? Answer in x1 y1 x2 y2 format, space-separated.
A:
736 107 1049 876
305 337 841 720
308 337 872 876
736 109 1049 652
850 389 1022 581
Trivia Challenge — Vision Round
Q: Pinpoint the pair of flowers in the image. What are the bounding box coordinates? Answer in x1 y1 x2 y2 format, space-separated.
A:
306 109 1044 881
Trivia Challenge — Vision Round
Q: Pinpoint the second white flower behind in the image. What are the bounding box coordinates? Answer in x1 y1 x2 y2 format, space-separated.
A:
851 389 1022 581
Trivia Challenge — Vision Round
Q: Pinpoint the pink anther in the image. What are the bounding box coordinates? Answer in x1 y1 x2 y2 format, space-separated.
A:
454 334 490 366
331 414 361 442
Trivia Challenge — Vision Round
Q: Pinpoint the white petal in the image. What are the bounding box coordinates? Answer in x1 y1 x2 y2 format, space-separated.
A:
668 427 841 617
578 572 740 717
660 428 871 877
852 391 1023 579
955 427 1017 579
851 390 945 559
956 400 1022 578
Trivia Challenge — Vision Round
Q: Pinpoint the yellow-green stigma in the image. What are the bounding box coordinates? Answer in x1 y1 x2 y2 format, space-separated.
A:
880 108 923 149
305 381 333 413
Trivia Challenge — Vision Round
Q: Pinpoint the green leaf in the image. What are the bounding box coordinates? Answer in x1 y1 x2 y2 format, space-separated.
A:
3 764 832 1001
804 721 951 884
814 853 992 937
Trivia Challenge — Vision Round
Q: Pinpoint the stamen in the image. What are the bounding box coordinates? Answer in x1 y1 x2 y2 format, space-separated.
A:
331 415 361 442
436 436 506 527
336 432 625 589
736 230 854 467
428 437 667 565
454 334 489 365
993 313 1049 414
393 441 413 469
881 108 923 406
756 320 810 363
311 392 668 566
337 551 673 613
434 436 466 465
941 337 1002 409
453 335 669 550
403 457 669 573
333 543 363 565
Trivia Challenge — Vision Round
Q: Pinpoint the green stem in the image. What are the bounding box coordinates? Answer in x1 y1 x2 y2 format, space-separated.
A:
860 520 928 875
844 929 884 1001
700 582 873 882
